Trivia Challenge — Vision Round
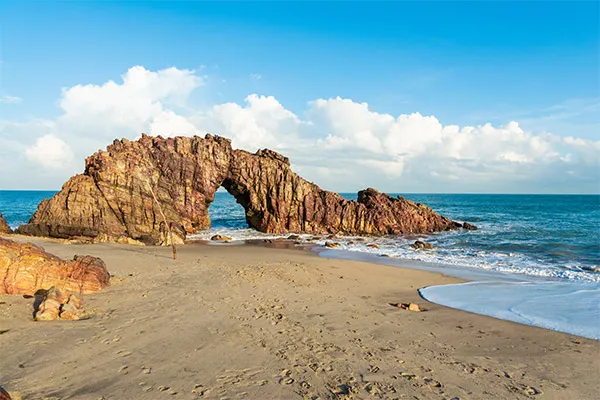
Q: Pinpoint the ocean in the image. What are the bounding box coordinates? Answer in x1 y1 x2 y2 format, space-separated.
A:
1 190 599 339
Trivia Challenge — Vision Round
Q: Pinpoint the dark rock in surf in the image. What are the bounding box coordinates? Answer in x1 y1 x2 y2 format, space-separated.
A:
412 240 433 249
211 234 232 241
462 222 478 230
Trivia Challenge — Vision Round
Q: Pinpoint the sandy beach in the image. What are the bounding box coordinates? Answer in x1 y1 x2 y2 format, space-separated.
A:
0 235 598 400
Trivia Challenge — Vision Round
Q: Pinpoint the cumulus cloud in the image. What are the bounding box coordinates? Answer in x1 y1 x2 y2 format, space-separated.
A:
57 65 204 141
1 66 598 193
196 94 304 150
25 134 74 169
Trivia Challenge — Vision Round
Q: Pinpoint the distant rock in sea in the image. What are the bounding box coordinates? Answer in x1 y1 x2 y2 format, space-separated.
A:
0 212 11 234
462 222 478 230
0 237 110 295
18 134 468 245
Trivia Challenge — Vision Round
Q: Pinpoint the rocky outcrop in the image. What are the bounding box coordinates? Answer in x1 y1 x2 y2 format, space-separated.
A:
0 237 110 295
0 212 10 234
18 134 468 245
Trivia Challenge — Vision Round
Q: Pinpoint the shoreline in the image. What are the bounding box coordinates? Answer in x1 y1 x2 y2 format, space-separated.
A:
1 235 599 399
205 237 600 340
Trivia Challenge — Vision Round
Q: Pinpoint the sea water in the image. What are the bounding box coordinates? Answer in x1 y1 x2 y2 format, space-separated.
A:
2 190 599 339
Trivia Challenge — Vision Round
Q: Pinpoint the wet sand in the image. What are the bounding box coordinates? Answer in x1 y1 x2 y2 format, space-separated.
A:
0 236 598 399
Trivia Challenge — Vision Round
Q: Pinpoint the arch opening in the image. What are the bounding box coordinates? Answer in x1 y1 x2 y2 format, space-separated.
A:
207 187 248 231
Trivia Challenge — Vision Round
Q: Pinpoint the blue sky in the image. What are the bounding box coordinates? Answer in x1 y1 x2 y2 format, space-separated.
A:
0 1 598 192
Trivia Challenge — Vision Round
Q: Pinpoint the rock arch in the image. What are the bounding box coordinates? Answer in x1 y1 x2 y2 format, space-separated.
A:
18 134 464 245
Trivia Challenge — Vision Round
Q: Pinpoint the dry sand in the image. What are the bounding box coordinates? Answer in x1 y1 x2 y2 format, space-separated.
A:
0 236 598 400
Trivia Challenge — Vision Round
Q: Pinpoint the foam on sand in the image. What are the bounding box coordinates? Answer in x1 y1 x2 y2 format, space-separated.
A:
420 281 600 340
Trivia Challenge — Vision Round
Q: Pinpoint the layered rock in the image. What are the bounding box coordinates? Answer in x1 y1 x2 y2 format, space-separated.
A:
18 134 467 245
0 212 10 234
0 237 110 295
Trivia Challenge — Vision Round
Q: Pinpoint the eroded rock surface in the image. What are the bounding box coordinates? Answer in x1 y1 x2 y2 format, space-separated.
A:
0 237 110 295
18 134 467 245
0 212 10 234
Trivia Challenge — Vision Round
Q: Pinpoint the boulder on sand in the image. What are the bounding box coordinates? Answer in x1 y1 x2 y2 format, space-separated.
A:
0 237 110 295
34 286 85 321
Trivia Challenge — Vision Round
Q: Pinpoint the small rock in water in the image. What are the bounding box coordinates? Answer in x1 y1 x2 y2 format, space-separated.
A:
211 234 232 241
412 240 433 250
324 241 339 248
366 243 379 249
462 222 477 230
287 234 300 240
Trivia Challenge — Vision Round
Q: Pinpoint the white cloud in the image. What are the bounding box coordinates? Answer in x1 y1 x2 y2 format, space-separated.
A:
25 134 74 169
0 95 22 104
1 66 598 193
197 94 304 150
56 65 204 141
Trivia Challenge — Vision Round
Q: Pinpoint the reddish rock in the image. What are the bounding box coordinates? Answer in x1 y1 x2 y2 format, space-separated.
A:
18 134 467 245
0 237 110 295
0 386 11 400
0 212 10 234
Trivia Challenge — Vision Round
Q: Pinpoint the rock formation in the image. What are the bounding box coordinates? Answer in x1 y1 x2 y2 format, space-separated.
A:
18 134 470 245
0 212 10 234
0 237 110 295
34 286 84 321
